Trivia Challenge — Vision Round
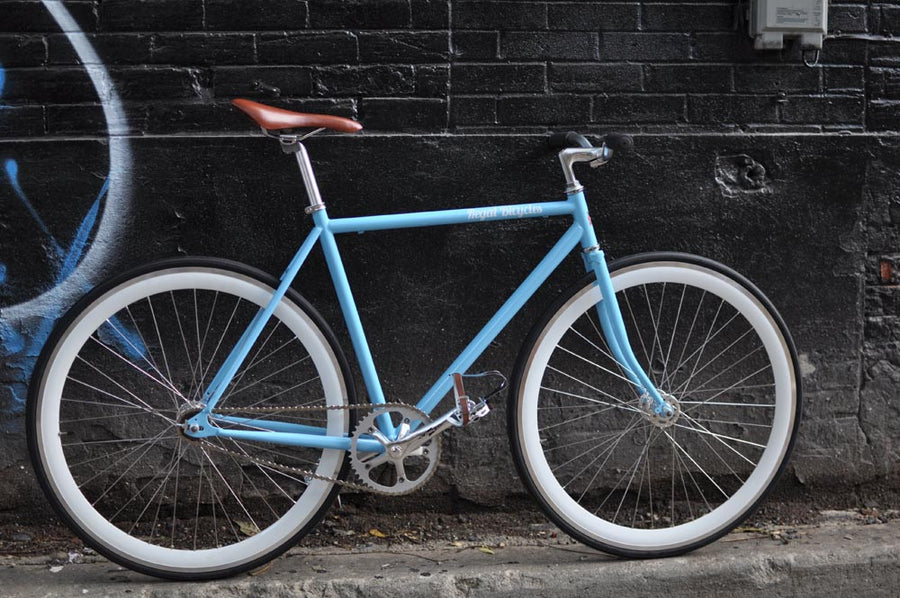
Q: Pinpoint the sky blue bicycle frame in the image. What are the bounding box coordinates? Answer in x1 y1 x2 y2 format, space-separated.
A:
184 142 670 452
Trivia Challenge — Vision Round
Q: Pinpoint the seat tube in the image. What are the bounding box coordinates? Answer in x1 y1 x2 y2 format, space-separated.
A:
312 209 396 437
569 191 668 414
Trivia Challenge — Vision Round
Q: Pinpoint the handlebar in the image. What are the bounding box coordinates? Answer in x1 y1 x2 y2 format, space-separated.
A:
548 130 634 154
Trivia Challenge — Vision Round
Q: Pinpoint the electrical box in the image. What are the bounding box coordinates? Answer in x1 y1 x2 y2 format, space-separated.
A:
749 0 827 50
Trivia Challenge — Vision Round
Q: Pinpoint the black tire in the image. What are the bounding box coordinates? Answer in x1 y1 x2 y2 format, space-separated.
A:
28 257 357 580
508 252 801 557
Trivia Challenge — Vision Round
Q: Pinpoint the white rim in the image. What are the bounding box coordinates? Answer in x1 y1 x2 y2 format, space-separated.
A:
518 261 796 552
34 267 348 573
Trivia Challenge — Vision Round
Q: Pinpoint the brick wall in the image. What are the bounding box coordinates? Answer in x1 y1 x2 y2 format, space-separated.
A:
1 1 897 137
2 1 900 512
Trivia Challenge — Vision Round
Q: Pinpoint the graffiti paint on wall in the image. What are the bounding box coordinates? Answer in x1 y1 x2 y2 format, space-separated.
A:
0 0 134 416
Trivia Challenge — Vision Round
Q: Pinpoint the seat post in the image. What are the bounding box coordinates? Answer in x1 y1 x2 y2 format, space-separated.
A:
286 140 325 214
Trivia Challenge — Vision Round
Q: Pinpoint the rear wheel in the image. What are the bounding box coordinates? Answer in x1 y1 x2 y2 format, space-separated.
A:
28 257 355 579
509 253 801 556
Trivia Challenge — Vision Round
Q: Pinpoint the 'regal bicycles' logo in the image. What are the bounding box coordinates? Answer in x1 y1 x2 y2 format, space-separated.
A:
467 204 544 221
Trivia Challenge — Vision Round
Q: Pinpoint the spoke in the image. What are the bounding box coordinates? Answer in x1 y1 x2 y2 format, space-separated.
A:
621 288 655 384
196 295 243 398
570 327 638 382
145 295 179 410
71 359 178 426
546 364 640 408
126 443 182 535
112 443 181 525
204 448 261 538
663 429 730 501
679 416 747 486
194 291 220 398
87 334 187 403
218 355 313 406
169 291 199 400
672 328 758 396
199 446 242 544
539 400 639 433
85 429 173 502
661 284 687 390
551 420 646 475
679 400 775 408
540 385 642 415
683 360 771 408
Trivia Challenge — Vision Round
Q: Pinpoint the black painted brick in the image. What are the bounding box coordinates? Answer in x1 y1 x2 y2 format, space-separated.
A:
452 63 545 93
151 34 256 66
868 100 900 131
0 35 47 67
645 65 732 93
549 63 642 93
780 95 864 124
880 6 900 36
829 4 868 33
411 0 450 29
690 33 758 63
869 68 900 102
359 31 450 64
100 0 204 32
0 105 44 136
734 66 821 93
824 67 865 92
309 0 411 29
599 32 691 61
314 65 416 97
547 3 639 31
213 66 313 98
822 38 867 66
593 94 685 123
257 32 357 65
0 67 98 103
206 0 308 31
498 95 591 125
453 1 548 30
687 94 778 124
642 3 735 32
502 31 598 61
415 65 450 97
360 97 447 130
869 40 900 68
449 96 495 125
451 31 498 61
48 34 152 65
111 67 212 100
45 103 138 136
0 1 96 33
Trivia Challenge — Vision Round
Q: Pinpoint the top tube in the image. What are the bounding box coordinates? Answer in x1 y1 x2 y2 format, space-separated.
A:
325 200 576 234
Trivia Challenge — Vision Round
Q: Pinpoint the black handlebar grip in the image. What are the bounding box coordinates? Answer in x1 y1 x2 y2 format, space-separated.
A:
548 131 593 150
603 133 634 154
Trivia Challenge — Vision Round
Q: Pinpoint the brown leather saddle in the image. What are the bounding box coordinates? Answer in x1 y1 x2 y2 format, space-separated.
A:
232 98 363 134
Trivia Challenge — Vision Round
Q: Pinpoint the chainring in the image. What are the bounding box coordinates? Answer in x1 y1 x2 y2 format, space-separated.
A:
349 405 440 495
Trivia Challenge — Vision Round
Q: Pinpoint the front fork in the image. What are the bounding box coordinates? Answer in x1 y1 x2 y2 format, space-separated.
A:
571 193 673 418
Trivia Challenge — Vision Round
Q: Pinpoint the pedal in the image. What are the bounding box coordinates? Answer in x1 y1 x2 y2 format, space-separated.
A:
451 371 507 426
452 373 472 425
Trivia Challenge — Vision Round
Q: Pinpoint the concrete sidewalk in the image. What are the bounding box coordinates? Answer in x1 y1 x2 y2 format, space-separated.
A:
0 517 897 597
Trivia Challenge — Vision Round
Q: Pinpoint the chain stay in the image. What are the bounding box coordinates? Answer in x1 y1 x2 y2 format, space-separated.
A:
200 402 435 495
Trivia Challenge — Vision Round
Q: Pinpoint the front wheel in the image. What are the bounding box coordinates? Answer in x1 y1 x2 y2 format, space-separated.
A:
28 257 356 580
509 253 801 557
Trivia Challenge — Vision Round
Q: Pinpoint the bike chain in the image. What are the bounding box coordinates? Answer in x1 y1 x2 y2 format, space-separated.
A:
196 402 438 496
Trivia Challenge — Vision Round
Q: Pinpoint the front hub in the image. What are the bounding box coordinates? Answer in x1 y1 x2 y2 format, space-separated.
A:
641 393 681 429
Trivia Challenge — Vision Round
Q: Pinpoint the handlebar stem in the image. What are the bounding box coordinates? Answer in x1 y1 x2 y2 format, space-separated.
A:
558 146 612 195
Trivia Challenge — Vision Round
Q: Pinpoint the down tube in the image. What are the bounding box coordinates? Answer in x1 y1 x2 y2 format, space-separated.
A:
417 223 584 415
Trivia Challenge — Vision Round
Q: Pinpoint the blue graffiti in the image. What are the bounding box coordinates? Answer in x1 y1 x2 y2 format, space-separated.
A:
1 145 144 413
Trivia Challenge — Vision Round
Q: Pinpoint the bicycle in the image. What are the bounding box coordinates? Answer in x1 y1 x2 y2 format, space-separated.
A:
26 98 801 580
